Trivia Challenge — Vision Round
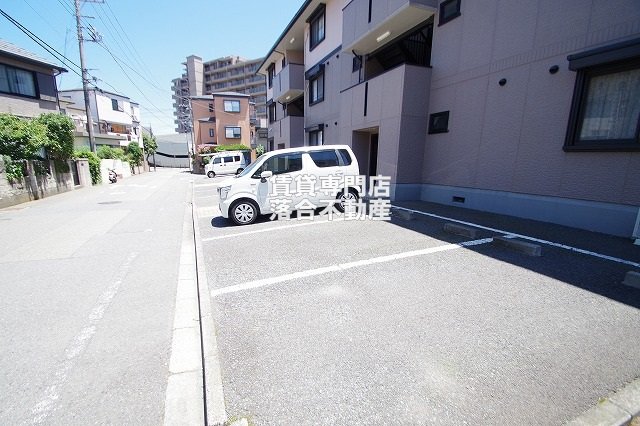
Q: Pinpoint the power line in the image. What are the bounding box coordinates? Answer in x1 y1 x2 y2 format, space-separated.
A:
95 41 168 95
0 8 83 79
96 41 174 123
102 1 161 86
55 0 75 17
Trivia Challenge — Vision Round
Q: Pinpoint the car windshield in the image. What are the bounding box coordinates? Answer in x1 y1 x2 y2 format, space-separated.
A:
236 157 264 178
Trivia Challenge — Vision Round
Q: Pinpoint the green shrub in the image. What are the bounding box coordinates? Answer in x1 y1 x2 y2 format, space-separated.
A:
2 155 24 184
215 144 250 152
73 149 101 185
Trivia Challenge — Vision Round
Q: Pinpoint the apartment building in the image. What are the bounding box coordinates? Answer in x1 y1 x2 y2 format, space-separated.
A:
0 39 66 118
59 89 143 149
190 92 252 148
171 55 266 133
258 0 640 237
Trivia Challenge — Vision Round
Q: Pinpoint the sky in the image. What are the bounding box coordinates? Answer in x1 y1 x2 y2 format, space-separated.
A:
0 0 304 135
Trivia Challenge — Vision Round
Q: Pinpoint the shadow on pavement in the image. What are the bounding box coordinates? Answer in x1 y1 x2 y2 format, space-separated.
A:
391 200 640 310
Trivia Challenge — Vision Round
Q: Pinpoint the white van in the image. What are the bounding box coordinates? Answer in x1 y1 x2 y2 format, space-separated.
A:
204 151 248 178
217 145 361 225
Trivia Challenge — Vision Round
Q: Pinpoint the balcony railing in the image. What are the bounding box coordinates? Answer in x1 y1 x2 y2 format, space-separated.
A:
342 0 436 55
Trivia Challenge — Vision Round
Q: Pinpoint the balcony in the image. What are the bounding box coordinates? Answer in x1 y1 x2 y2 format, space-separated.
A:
273 63 304 104
268 115 304 148
342 0 437 55
340 64 431 128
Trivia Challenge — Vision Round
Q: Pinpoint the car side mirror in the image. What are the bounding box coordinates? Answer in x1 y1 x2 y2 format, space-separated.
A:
260 170 273 183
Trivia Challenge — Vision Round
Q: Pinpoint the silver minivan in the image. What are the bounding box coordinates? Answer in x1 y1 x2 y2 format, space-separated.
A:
205 151 248 178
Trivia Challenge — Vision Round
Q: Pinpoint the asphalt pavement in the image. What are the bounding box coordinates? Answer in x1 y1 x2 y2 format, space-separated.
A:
194 174 640 425
0 168 192 425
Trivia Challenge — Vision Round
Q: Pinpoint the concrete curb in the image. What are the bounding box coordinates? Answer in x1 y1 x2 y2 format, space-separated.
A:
566 378 640 425
443 222 478 239
493 236 542 256
622 271 640 289
164 197 205 426
191 186 228 425
164 182 227 425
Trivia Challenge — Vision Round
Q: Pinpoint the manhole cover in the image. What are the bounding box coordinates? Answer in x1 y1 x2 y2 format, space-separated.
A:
97 201 122 205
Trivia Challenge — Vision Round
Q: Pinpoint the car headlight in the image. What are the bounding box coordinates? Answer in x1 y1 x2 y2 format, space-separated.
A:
219 185 231 200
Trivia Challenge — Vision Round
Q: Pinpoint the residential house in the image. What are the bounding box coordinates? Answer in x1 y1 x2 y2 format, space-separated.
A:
172 55 266 134
257 0 640 237
0 39 66 117
59 89 143 150
190 92 252 149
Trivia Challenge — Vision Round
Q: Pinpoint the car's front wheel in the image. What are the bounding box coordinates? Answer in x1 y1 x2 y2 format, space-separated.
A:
230 199 259 225
207 171 215 178
335 188 359 213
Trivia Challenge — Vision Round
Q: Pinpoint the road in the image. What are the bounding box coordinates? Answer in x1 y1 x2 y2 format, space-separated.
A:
0 169 192 425
195 174 640 425
2 169 639 425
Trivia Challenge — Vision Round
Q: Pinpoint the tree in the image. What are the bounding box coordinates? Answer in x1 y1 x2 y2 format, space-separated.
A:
142 133 157 162
35 113 74 160
0 113 47 160
125 142 143 171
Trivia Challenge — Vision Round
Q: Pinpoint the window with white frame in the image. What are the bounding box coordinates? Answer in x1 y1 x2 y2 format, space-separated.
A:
209 128 214 138
224 100 241 112
0 64 36 97
225 126 241 139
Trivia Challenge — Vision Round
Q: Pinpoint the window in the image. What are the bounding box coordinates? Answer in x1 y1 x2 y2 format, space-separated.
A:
223 156 233 163
0 64 37 97
213 157 221 164
112 99 120 111
428 111 450 134
338 149 353 166
267 64 275 88
208 103 214 112
225 126 241 138
308 4 326 50
309 150 339 168
224 100 240 112
233 155 240 162
352 55 362 73
308 129 323 146
565 58 640 151
268 102 276 123
309 72 324 105
209 129 214 138
252 153 303 178
439 0 461 26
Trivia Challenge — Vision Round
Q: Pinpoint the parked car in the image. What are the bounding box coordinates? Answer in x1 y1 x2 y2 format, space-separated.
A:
218 145 361 225
204 151 248 178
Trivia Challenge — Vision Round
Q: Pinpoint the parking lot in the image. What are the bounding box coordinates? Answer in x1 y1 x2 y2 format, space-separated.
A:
193 175 640 425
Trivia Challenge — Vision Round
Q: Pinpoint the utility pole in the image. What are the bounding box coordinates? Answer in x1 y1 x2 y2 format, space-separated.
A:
74 0 99 152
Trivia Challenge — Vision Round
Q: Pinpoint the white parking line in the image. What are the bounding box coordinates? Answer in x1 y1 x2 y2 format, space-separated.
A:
392 205 640 268
202 219 334 241
211 237 493 297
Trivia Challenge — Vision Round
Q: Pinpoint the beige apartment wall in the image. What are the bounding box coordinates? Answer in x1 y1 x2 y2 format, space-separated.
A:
423 0 640 207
